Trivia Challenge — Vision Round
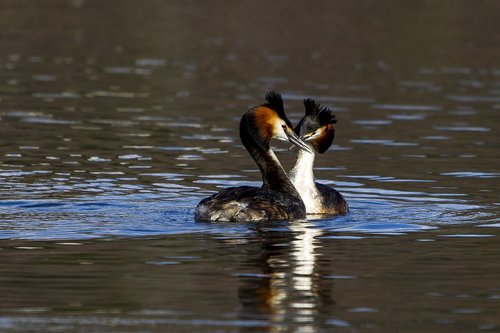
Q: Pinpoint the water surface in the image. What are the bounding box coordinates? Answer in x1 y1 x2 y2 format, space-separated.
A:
0 1 499 332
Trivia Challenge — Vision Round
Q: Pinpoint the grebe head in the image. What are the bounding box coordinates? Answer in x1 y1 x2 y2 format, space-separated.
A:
243 91 313 153
294 98 337 153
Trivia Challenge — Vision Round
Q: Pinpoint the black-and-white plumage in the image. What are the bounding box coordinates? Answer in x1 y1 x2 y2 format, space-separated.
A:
195 92 312 222
289 98 348 215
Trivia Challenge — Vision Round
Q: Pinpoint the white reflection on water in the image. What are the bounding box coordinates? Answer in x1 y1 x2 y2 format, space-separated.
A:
290 223 322 293
248 222 325 332
289 223 324 332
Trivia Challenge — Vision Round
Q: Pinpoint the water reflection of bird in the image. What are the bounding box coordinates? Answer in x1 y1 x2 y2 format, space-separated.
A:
195 92 313 222
289 98 348 215
237 222 333 332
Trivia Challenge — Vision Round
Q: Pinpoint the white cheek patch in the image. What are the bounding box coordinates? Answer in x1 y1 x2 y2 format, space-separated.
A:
273 122 289 141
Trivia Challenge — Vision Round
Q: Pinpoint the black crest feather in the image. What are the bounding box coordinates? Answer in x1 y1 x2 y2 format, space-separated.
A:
295 98 337 153
303 98 337 125
264 91 286 117
263 91 293 128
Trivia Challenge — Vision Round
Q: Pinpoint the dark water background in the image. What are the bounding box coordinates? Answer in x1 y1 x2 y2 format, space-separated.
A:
0 1 499 332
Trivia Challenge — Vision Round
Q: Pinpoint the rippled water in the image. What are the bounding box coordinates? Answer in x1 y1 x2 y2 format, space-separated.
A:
1 1 499 332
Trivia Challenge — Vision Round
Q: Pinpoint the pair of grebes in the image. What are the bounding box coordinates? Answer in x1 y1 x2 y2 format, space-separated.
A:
195 91 348 222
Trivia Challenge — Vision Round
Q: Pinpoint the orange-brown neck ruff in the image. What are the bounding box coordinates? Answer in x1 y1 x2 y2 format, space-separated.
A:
253 106 279 142
314 124 335 154
239 106 299 196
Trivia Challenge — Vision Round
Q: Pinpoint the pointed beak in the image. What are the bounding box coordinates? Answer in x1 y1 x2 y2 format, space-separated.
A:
286 129 313 154
301 132 316 142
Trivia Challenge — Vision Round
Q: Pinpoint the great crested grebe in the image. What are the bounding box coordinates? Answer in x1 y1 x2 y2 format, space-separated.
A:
289 98 348 215
195 92 313 222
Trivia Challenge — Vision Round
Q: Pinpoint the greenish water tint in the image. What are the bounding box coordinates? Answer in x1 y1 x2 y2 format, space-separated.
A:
0 1 499 332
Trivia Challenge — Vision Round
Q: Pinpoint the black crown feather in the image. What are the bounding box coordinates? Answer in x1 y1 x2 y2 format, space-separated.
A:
297 98 337 153
303 98 337 126
264 91 286 117
263 91 292 128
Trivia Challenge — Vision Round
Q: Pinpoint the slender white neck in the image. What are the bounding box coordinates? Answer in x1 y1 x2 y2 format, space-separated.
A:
290 149 316 188
289 148 323 214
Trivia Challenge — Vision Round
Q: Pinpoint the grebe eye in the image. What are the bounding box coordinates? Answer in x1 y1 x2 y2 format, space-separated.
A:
281 124 287 130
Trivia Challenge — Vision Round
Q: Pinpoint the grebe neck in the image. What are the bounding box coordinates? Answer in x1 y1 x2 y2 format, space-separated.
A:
289 148 318 194
240 125 298 195
290 149 323 214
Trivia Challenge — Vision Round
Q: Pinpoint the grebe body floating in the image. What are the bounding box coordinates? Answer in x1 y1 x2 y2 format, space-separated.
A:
289 98 348 215
195 92 312 222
